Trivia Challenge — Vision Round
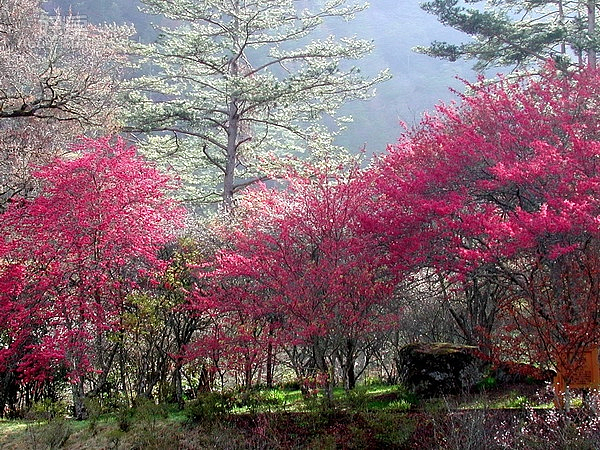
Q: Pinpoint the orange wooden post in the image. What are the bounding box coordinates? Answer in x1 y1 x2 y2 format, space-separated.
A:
553 347 600 408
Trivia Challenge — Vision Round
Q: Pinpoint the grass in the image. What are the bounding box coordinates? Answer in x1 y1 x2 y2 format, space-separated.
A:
0 382 569 449
0 420 28 450
0 384 416 449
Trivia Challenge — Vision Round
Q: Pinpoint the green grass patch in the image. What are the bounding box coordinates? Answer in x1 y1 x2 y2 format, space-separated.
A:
0 419 29 448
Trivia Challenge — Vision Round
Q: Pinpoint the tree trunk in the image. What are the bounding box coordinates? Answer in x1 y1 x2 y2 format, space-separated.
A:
223 99 239 211
223 3 241 211
339 339 357 390
588 0 597 69
313 340 334 407
72 380 87 420
0 370 18 418
173 360 184 409
244 355 253 390
266 341 274 389
197 365 211 393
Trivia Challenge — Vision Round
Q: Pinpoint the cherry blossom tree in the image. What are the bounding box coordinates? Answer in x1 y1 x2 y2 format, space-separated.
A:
0 137 183 418
193 164 396 397
371 64 600 388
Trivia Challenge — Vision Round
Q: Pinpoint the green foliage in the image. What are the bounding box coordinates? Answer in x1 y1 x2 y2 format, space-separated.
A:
133 398 169 431
417 0 600 70
128 0 389 206
183 392 235 424
346 384 419 412
82 398 102 436
233 389 286 414
476 375 498 392
363 412 417 448
113 397 172 435
28 399 69 422
388 399 414 412
344 387 371 411
301 389 336 414
115 403 135 432
505 394 530 409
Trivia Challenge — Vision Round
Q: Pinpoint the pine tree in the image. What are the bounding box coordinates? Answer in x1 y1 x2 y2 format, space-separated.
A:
126 0 389 209
416 0 599 70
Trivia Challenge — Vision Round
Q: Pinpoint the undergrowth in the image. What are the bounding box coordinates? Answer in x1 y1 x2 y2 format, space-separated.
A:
2 383 598 449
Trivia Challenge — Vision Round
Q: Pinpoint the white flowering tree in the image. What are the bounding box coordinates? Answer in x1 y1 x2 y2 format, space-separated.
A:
127 0 389 209
0 0 133 210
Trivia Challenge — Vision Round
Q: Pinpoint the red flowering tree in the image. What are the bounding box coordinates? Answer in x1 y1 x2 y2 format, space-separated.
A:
194 165 396 397
0 137 183 418
371 64 600 389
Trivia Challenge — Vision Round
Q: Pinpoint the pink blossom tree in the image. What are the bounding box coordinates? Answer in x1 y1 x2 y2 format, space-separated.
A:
371 64 600 389
194 164 396 398
0 137 183 418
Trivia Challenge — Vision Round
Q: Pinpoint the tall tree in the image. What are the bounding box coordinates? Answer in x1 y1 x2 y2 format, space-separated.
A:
416 0 600 70
127 0 389 209
0 0 133 210
0 138 183 418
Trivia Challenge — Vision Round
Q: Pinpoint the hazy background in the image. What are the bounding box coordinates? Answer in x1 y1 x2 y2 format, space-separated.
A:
43 0 478 154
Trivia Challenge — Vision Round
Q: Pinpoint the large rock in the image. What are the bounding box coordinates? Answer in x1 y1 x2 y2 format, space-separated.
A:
395 343 489 397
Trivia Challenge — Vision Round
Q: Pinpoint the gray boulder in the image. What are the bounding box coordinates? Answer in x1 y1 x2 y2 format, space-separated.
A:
396 343 489 397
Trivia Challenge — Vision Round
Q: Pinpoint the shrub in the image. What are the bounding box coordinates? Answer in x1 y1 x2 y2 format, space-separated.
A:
362 412 417 448
476 376 498 392
505 394 529 409
184 392 235 424
134 397 169 431
83 397 102 435
234 389 285 414
116 404 135 432
344 387 370 411
26 418 73 450
28 399 68 422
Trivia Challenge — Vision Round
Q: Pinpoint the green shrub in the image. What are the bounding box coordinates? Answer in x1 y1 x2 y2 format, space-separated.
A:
115 404 135 432
506 394 530 409
394 385 419 408
387 398 414 412
28 399 69 421
234 389 285 414
363 412 416 447
476 375 498 391
83 397 103 435
134 397 169 431
26 418 73 450
183 392 234 424
279 380 301 391
363 376 387 386
344 387 370 411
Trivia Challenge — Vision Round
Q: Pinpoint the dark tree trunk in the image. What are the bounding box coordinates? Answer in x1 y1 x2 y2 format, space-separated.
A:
266 342 274 388
72 380 87 420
